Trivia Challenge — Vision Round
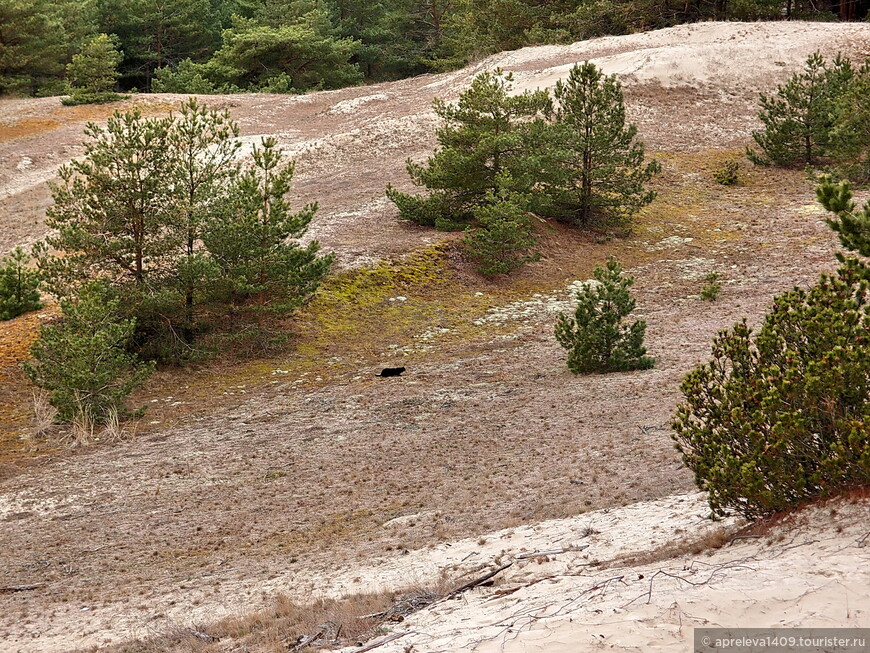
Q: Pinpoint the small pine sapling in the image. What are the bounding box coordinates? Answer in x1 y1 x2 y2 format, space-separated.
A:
0 247 41 320
24 282 154 425
712 159 740 186
555 258 654 374
700 272 722 301
63 34 125 105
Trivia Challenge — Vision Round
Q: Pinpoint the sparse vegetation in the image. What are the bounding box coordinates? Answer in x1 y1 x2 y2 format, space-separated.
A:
700 272 722 300
713 158 740 185
555 258 654 374
5 18 870 653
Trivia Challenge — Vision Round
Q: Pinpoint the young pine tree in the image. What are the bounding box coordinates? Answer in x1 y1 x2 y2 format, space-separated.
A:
828 62 870 183
63 33 124 105
0 247 41 320
24 282 154 424
166 98 241 341
204 137 334 325
542 62 660 229
748 52 854 167
37 109 178 301
816 176 870 257
386 69 551 228
672 261 869 518
463 188 539 275
671 180 870 519
555 258 654 374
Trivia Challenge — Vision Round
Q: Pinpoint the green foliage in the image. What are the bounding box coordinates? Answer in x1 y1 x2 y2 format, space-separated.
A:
2 0 854 97
828 62 870 183
712 159 740 186
673 187 870 519
700 272 722 301
672 259 870 518
386 69 551 227
541 62 660 228
94 0 221 90
0 247 41 320
555 258 654 374
388 64 656 274
0 0 70 95
152 58 220 94
37 100 332 362
24 282 155 424
748 52 854 167
206 14 362 92
463 190 539 275
204 136 335 322
816 176 870 257
38 108 178 298
63 33 124 105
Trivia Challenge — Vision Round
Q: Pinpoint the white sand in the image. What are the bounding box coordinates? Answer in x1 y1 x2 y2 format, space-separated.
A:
338 493 870 652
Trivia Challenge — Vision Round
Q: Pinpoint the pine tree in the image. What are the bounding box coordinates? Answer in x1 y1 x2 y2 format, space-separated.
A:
206 14 362 92
204 137 334 325
94 0 221 90
24 282 154 424
0 0 69 95
386 69 550 228
542 62 660 228
0 247 41 320
166 98 241 341
555 258 654 374
828 62 870 183
816 176 870 258
672 179 870 519
64 33 124 105
748 52 854 167
38 109 178 299
463 188 539 275
672 259 869 518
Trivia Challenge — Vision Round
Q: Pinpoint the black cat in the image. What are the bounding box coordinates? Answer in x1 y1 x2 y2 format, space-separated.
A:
376 367 406 377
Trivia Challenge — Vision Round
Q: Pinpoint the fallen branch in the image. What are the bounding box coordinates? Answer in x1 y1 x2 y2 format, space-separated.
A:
516 545 589 560
184 629 218 642
354 631 409 652
448 562 512 597
727 535 762 546
0 584 44 593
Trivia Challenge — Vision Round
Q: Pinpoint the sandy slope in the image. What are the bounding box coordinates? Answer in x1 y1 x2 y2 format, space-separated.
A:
2 22 870 262
1 21 869 653
336 493 870 653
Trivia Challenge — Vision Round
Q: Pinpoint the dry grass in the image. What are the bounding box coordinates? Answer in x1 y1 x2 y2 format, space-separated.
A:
607 526 735 568
91 578 454 653
68 410 97 448
30 390 55 437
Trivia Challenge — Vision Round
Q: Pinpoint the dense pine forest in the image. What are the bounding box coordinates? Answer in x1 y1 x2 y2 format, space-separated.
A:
2 0 868 97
